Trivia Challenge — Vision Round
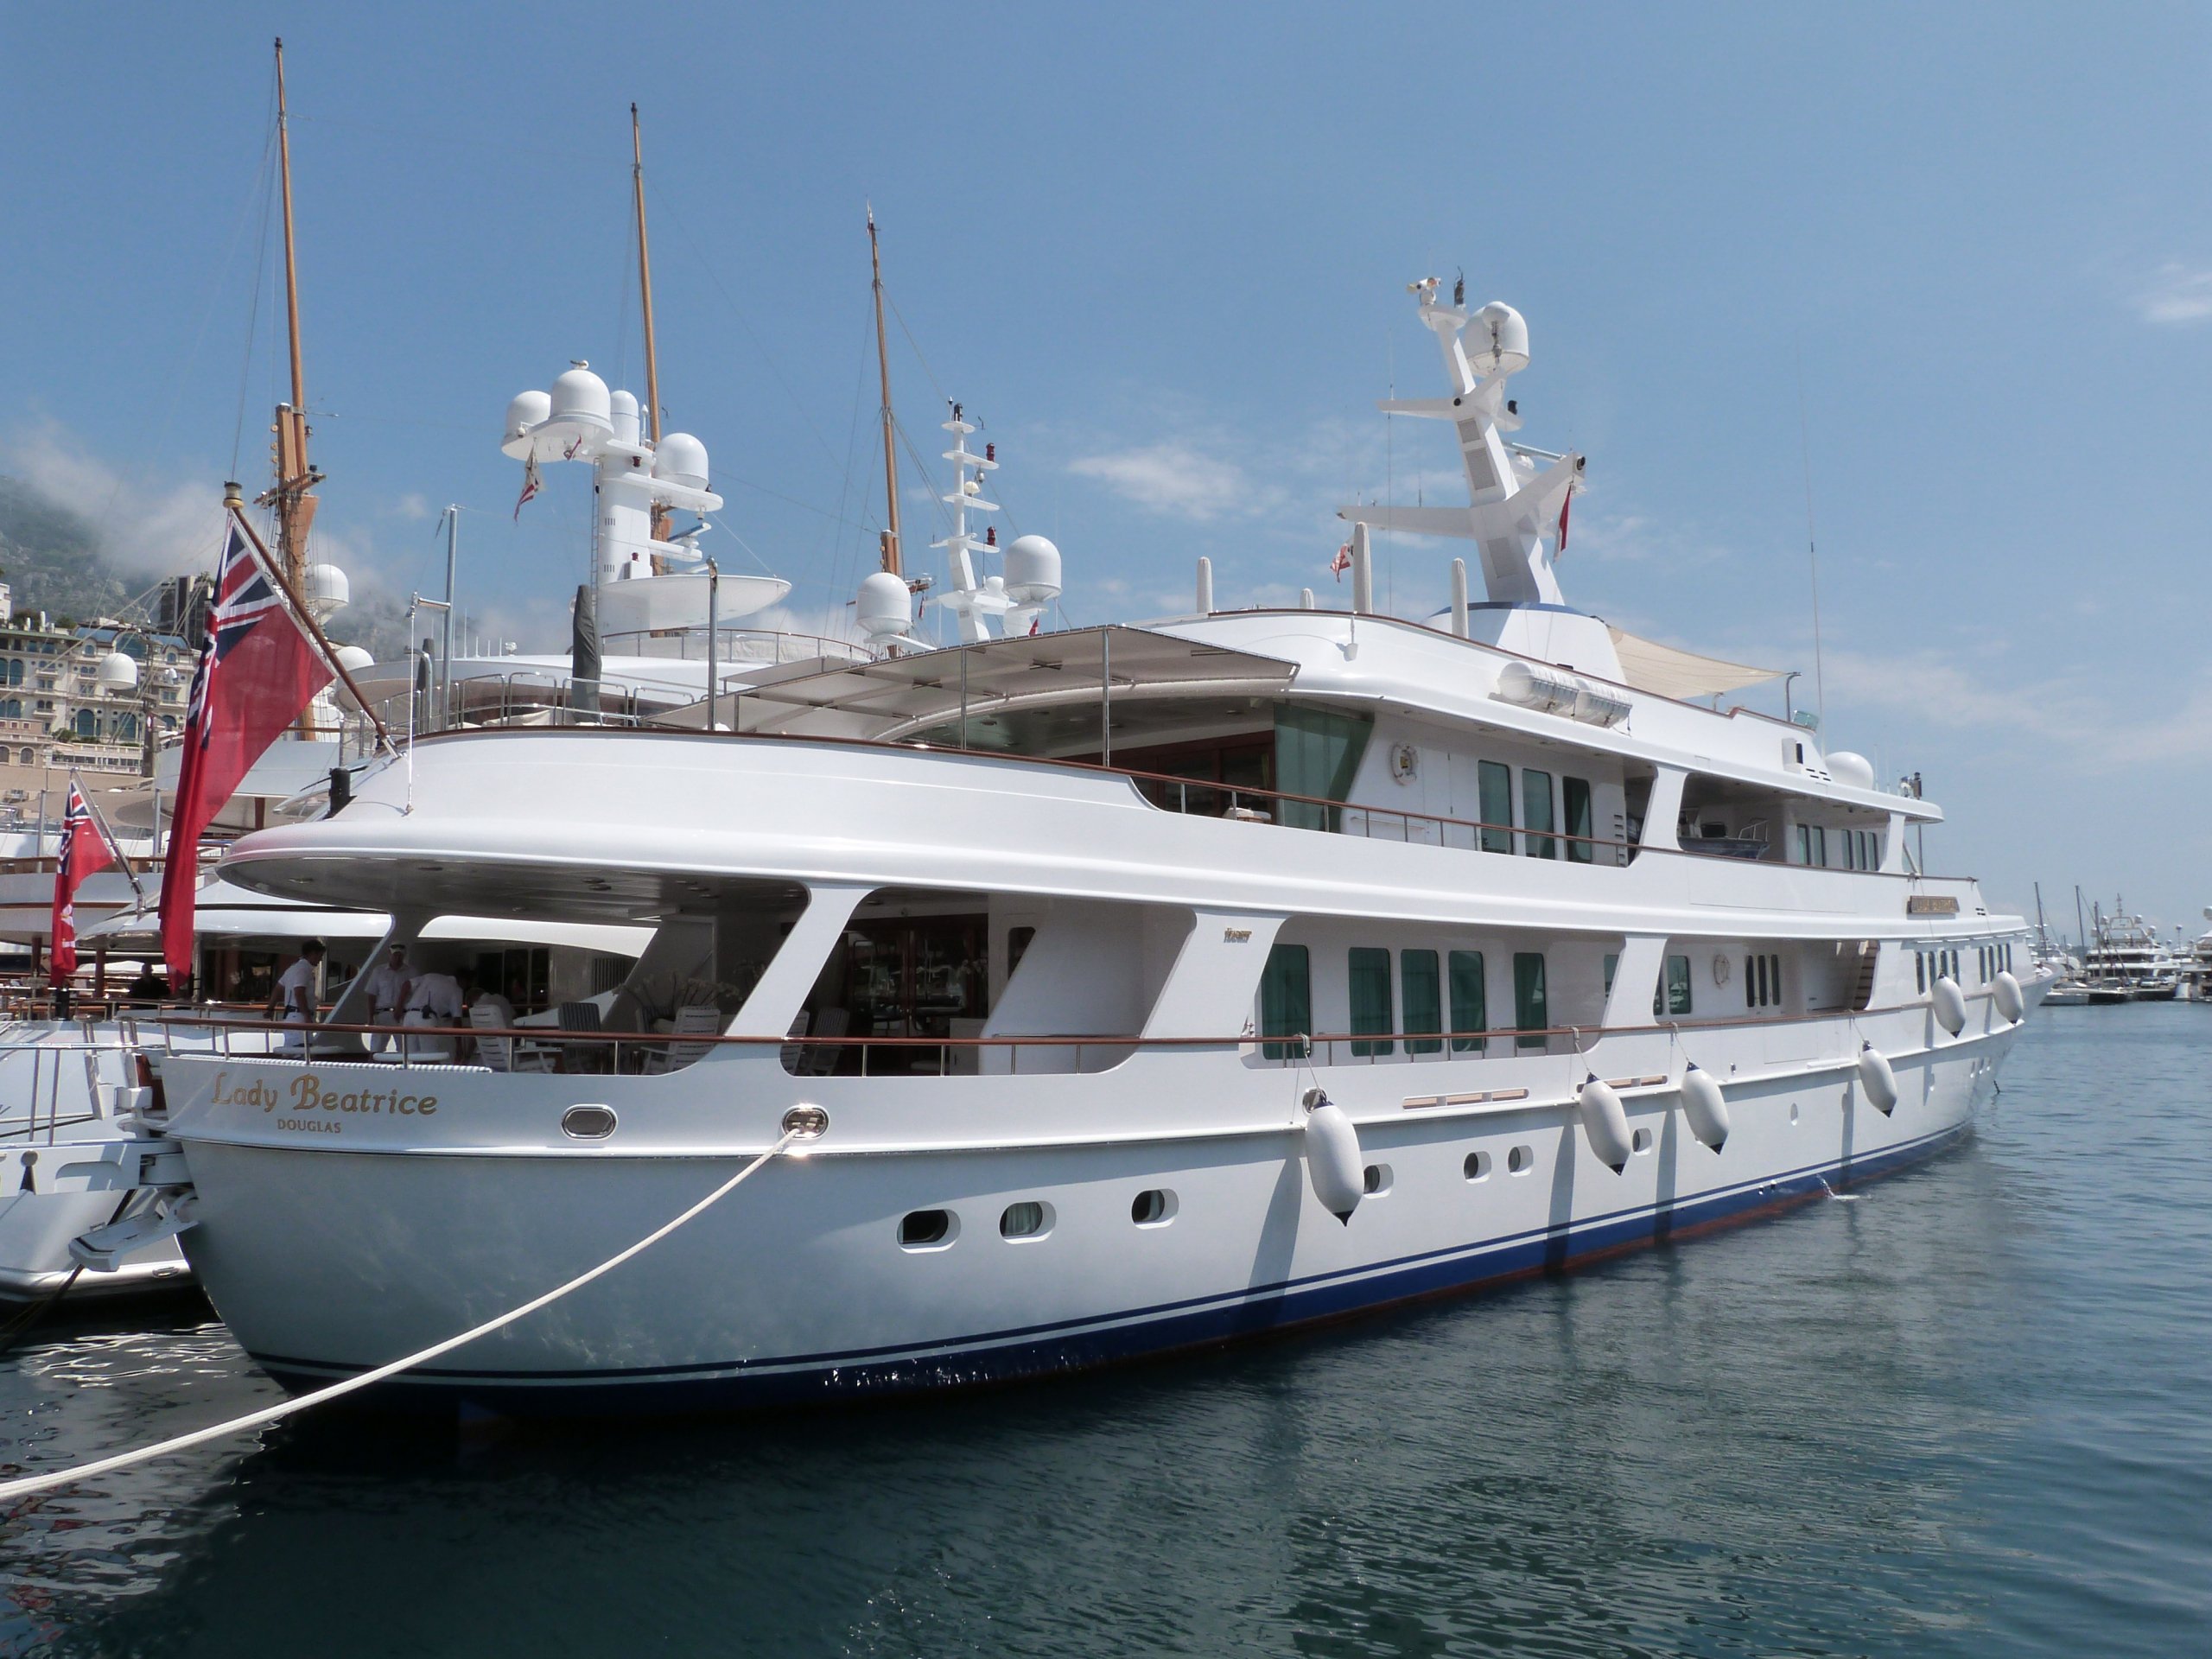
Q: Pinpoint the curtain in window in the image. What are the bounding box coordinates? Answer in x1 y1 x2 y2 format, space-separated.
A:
1522 769 1556 859
1450 950 1487 1052
1259 944 1310 1059
1274 707 1373 831
1349 947 1393 1056
1513 951 1548 1048
1401 950 1441 1054
1563 777 1593 863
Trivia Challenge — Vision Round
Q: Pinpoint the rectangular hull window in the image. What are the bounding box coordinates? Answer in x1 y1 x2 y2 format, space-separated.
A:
1522 769 1556 859
1449 950 1487 1052
1350 947 1394 1057
1513 951 1548 1049
1563 776 1594 864
1654 952 1693 1017
1259 943 1310 1060
1478 760 1513 854
1402 949 1441 1054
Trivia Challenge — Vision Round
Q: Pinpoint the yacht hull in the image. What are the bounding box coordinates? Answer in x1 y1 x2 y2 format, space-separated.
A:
166 1025 2004 1415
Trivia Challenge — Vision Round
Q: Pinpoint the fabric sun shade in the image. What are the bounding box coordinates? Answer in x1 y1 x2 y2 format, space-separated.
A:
1605 627 1784 701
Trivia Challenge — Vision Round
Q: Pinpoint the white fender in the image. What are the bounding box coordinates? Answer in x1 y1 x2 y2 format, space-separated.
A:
1992 969 2024 1023
1679 1065 1729 1151
1931 976 1967 1036
1577 1076 1631 1172
1301 1090 1363 1224
1857 1043 1898 1115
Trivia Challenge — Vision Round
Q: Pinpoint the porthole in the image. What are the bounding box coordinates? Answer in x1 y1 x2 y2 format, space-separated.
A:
1363 1163 1392 1196
1789 1103 1800 1126
1631 1127 1653 1154
1463 1150 1492 1182
899 1209 957 1249
1000 1200 1052 1240
1131 1188 1177 1226
1507 1144 1533 1175
560 1105 616 1140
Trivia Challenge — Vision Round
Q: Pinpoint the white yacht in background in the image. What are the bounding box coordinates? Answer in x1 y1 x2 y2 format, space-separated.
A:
2185 910 2212 1002
2083 903 2180 1001
110 277 2033 1414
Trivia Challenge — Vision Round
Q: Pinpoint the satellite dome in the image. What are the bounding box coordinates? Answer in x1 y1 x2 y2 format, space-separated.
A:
303 563 350 614
1469 302 1530 378
1004 535 1063 604
653 431 709 491
95 650 138 692
548 364 613 433
855 571 912 642
1827 751 1875 790
609 388 640 447
504 389 551 445
333 645 374 673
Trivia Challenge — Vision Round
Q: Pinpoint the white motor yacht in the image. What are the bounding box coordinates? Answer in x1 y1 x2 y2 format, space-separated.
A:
111 279 2035 1413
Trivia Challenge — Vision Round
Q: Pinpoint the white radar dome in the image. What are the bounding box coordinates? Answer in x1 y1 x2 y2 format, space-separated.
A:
1827 751 1875 790
549 364 613 431
333 645 374 673
303 563 350 614
855 571 912 642
95 651 138 692
1004 535 1063 604
653 431 709 491
1470 302 1530 378
609 388 640 448
504 389 551 445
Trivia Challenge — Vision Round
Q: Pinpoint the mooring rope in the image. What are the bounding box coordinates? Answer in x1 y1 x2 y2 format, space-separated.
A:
0 1128 800 1503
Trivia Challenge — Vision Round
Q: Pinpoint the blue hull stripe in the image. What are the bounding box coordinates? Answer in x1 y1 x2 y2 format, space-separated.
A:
255 1120 1967 1414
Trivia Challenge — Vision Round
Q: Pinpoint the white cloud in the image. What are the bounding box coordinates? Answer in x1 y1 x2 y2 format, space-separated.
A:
1066 444 1252 521
395 493 431 521
2138 263 2212 324
5 420 229 582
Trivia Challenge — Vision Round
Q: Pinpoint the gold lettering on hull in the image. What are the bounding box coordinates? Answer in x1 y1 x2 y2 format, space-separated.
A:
209 1070 439 1119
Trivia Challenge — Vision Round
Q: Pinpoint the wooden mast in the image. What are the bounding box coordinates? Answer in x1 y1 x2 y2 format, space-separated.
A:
868 207 902 577
632 104 671 552
262 35 319 588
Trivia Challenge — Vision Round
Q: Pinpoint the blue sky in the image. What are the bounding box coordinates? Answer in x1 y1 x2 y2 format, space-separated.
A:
4 3 2209 938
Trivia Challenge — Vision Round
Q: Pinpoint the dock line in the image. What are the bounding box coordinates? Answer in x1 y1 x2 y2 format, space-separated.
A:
0 1128 802 1503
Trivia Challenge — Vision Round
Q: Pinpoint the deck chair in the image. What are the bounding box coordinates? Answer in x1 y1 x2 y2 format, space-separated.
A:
472 1001 551 1073
556 999 607 1072
645 1003 723 1074
779 1009 811 1071
798 1007 849 1077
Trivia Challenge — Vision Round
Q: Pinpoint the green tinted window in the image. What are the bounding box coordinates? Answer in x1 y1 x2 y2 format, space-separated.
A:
1513 951 1548 1049
1258 944 1310 1060
1349 947 1394 1057
1274 707 1373 831
1522 769 1555 859
1652 952 1693 1017
1563 776 1593 864
1401 950 1441 1055
1449 950 1486 1052
1478 760 1513 853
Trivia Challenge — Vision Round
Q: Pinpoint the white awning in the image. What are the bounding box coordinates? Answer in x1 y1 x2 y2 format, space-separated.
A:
1607 628 1784 700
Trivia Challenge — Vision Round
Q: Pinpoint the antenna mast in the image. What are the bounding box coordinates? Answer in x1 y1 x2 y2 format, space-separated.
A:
261 36 320 588
632 105 672 553
868 207 902 576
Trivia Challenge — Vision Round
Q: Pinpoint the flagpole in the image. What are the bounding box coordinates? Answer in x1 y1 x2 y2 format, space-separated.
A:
222 486 394 752
72 770 145 900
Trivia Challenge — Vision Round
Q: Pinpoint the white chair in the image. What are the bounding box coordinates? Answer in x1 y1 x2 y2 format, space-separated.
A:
645 1003 723 1074
797 1007 849 1077
472 1001 551 1072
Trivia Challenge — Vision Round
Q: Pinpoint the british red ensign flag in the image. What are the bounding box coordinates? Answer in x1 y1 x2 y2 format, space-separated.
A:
159 524 334 983
48 777 124 987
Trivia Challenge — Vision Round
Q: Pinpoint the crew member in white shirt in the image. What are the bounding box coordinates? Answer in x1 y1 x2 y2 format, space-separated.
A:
402 963 467 1062
361 943 413 1055
267 939 326 1054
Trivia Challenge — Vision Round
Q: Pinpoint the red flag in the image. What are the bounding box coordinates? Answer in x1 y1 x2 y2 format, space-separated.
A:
159 524 335 982
1556 492 1571 556
513 454 542 521
48 779 119 988
1330 542 1353 581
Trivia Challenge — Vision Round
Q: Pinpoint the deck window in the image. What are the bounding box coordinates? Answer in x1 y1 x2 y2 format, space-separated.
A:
1349 947 1394 1057
1275 707 1372 831
1478 760 1513 853
1654 953 1693 1018
1401 950 1441 1054
1513 951 1548 1049
1258 944 1310 1059
1522 769 1556 860
1448 950 1487 1052
1563 776 1594 864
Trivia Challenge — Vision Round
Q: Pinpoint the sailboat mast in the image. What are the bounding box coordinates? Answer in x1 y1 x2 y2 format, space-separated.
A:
264 35 318 588
868 207 902 577
631 105 670 551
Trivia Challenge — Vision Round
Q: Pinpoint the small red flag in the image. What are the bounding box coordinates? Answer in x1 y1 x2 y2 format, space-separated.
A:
1330 542 1353 581
48 779 119 987
1557 492 1571 555
159 524 335 983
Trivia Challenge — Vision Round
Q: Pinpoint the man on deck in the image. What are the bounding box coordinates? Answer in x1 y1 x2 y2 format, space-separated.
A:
361 943 414 1055
268 939 326 1053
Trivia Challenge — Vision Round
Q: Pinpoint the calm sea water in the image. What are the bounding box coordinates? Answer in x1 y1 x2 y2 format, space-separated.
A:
3 1005 2207 1656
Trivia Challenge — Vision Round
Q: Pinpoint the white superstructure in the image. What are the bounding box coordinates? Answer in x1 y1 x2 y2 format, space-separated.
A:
111 280 2033 1413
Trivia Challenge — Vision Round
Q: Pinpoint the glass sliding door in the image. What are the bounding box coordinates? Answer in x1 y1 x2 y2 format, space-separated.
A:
1513 951 1548 1049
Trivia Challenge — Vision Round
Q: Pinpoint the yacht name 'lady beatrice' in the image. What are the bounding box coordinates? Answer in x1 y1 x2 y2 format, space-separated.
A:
115 276 2037 1412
